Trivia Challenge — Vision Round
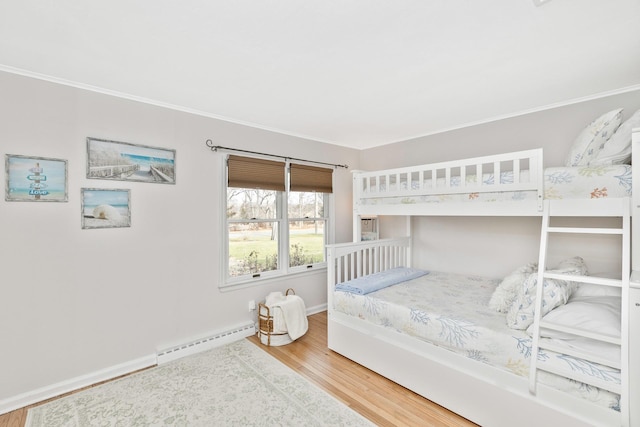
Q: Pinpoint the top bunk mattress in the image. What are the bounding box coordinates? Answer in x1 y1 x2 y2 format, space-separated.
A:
358 164 631 206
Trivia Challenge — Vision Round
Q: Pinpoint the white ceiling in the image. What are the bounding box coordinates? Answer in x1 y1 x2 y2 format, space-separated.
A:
1 1 639 149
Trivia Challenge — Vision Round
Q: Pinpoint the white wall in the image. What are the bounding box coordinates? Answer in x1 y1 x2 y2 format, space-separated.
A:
1 68 637 411
363 90 640 278
0 71 359 407
360 90 640 169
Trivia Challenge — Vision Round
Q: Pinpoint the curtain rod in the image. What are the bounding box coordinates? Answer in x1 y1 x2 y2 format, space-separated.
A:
205 139 349 169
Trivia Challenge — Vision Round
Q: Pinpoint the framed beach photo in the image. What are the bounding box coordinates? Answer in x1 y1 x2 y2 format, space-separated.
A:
87 137 176 184
5 154 68 202
81 188 131 229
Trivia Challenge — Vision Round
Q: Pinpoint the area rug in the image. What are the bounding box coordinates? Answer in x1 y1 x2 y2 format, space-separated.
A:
26 339 373 426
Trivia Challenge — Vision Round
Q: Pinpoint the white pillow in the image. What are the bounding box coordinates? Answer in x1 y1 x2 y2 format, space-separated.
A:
526 295 621 363
591 108 640 165
535 295 621 339
571 271 622 298
553 256 589 274
489 262 537 313
572 283 622 299
565 109 623 167
506 256 587 330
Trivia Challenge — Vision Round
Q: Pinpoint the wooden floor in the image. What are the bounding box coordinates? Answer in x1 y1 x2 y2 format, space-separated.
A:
0 311 477 427
248 311 477 427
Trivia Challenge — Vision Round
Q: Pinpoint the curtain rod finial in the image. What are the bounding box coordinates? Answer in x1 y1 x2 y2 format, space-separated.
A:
205 139 219 152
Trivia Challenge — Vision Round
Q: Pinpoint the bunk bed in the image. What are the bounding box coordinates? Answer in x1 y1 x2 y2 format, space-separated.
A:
326 122 640 427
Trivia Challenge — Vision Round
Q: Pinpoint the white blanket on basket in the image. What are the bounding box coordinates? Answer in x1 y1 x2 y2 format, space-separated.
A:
265 292 309 340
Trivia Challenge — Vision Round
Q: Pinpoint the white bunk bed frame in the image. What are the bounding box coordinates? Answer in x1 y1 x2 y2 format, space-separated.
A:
327 139 640 427
352 147 543 218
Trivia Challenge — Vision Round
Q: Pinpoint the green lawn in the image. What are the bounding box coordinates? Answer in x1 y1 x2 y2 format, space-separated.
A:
229 231 324 275
290 233 325 264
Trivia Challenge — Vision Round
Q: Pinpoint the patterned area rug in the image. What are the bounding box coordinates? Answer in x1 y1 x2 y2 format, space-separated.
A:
26 340 373 426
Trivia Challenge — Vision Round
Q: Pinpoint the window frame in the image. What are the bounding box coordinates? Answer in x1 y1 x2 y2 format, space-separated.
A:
219 154 333 290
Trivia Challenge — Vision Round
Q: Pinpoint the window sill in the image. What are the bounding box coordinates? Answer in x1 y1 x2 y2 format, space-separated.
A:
218 266 327 293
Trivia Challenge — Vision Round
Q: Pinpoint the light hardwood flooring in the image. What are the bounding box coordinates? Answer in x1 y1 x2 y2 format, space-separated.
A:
0 311 477 427
248 311 477 427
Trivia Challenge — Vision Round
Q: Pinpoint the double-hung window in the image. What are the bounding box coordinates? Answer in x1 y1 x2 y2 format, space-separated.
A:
222 154 332 288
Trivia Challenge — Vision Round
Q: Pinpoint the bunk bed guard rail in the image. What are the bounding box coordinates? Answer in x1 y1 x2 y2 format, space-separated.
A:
327 237 412 309
352 148 544 211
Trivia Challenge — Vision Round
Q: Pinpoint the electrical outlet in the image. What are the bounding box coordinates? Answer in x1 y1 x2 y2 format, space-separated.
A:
248 300 256 311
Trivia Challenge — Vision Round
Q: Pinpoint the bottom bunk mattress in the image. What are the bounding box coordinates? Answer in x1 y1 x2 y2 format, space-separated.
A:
333 270 620 411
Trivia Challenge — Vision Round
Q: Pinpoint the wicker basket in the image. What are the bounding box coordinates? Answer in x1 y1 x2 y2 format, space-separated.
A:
258 288 295 346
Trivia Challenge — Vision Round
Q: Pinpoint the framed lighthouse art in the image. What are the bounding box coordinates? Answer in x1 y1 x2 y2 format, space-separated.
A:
5 154 68 202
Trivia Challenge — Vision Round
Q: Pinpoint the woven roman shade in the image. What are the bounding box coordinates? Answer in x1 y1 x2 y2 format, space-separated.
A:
290 163 333 193
227 155 285 191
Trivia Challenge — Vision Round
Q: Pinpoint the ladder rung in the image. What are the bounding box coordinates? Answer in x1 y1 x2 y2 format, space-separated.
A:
547 226 623 235
537 365 621 394
539 320 621 345
538 340 621 369
542 272 623 288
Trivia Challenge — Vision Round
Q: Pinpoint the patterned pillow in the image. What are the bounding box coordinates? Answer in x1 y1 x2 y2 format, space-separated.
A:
564 109 623 167
506 256 587 330
590 108 640 165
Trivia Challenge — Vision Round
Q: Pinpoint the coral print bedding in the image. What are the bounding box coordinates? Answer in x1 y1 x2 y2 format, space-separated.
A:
333 270 620 410
544 165 631 199
360 164 631 206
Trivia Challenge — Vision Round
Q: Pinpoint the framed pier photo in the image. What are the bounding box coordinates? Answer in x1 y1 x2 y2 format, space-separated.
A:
86 137 176 184
5 154 68 202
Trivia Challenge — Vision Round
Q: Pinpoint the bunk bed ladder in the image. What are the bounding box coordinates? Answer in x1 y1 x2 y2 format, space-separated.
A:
529 199 630 427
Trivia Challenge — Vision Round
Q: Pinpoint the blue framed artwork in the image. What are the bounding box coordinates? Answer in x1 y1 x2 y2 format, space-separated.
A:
86 137 176 184
5 154 68 202
81 188 131 229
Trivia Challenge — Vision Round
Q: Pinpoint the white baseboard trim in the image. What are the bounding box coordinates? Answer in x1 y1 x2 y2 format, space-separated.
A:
1 313 324 416
0 353 156 416
306 303 327 316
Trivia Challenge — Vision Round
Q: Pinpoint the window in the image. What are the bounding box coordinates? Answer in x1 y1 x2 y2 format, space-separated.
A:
223 155 332 288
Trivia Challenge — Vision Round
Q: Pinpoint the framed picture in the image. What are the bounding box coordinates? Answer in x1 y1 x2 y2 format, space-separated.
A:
81 188 131 229
5 154 68 202
86 137 176 184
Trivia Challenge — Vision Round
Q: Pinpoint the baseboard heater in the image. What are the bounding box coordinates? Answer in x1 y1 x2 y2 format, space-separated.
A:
156 322 255 365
